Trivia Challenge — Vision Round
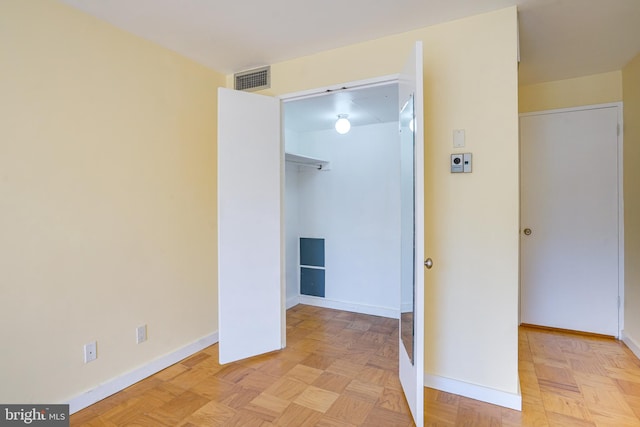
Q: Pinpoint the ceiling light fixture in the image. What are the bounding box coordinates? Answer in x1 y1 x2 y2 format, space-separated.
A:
335 114 351 134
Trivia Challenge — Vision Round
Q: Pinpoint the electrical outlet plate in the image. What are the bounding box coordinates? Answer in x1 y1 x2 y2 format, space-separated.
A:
136 325 147 344
84 341 97 363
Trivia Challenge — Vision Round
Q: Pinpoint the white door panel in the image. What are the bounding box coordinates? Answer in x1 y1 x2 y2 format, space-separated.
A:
520 106 619 336
398 41 425 427
217 87 284 364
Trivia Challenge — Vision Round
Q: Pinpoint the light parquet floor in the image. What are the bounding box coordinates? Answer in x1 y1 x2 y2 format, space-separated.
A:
71 306 640 426
425 326 640 426
71 305 413 426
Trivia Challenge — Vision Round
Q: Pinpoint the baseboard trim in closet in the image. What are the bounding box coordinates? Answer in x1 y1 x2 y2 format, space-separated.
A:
298 295 398 319
286 296 299 309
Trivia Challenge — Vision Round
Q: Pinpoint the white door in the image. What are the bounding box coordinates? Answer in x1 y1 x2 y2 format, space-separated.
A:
520 105 620 336
217 87 284 364
398 42 425 426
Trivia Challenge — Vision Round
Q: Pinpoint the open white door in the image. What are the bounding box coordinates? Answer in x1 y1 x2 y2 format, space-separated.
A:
217 87 284 364
398 42 425 426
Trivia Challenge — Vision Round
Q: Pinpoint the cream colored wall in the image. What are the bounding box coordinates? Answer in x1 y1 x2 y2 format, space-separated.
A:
519 71 623 113
246 7 520 395
623 54 640 346
0 0 223 404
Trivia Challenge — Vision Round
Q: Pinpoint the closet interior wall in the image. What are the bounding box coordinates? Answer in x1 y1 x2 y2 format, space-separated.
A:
284 122 404 317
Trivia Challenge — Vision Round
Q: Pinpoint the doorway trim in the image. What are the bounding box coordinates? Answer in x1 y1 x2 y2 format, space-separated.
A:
279 74 400 103
519 102 624 338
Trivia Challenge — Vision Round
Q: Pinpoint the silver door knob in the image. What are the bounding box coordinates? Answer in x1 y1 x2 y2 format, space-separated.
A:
424 258 433 269
523 228 532 236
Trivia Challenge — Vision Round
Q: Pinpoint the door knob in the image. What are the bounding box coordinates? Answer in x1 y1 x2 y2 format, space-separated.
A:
523 228 532 236
424 258 433 269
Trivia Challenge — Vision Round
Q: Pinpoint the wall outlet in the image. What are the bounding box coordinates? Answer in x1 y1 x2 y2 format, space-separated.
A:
84 341 97 363
136 325 147 344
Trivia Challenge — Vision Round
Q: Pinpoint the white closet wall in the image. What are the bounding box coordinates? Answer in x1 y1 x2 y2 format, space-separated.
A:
285 122 401 317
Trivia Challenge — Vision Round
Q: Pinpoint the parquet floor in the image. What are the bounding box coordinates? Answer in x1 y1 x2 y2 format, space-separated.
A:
71 306 640 426
425 326 640 426
71 305 413 426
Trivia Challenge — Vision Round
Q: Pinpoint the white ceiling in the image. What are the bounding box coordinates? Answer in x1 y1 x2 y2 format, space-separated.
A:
58 0 640 85
284 84 399 133
57 0 640 131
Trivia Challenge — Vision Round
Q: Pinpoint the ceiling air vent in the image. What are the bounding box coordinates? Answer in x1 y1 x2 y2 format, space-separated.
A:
234 66 270 92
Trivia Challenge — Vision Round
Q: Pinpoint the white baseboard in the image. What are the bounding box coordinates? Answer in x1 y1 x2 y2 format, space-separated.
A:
425 374 522 411
298 295 398 319
67 332 218 414
286 295 300 309
621 330 640 360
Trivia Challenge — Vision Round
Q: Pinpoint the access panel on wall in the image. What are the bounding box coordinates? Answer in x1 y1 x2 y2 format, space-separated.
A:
299 238 325 298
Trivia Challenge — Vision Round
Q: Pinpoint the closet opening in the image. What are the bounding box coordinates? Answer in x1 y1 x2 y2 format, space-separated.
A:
282 82 409 321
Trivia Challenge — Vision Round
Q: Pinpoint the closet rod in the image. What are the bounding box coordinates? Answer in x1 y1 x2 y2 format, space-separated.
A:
286 160 326 170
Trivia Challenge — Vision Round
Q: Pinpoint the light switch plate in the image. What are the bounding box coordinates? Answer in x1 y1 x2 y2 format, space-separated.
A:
453 129 465 148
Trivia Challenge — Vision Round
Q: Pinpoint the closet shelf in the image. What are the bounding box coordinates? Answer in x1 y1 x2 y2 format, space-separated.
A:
285 152 330 171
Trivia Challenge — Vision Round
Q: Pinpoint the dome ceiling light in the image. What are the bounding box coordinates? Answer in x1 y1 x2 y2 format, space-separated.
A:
334 114 351 134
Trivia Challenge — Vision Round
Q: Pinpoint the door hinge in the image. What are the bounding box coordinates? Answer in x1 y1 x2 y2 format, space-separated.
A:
617 124 621 136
